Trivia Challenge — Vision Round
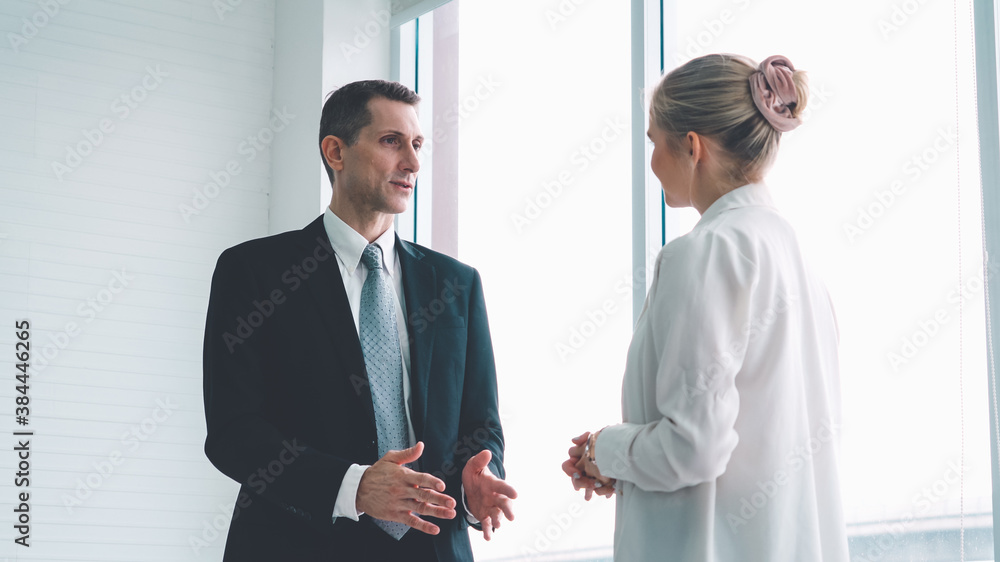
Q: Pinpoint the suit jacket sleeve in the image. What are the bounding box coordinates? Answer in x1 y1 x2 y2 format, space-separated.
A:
457 269 505 483
202 246 349 527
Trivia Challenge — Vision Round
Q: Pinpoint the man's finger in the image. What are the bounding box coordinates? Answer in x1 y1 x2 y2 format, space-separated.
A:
384 441 425 466
405 470 448 493
481 515 493 541
571 432 590 445
488 479 518 499
497 498 515 522
410 499 456 520
403 512 441 535
411 486 456 509
480 506 501 529
466 449 492 473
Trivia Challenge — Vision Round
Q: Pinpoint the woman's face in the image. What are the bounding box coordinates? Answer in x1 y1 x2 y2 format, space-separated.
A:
647 119 691 209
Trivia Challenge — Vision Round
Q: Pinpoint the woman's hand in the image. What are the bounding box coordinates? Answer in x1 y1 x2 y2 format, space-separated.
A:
562 432 616 500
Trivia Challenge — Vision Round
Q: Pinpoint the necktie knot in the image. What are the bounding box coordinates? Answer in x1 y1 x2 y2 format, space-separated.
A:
361 243 384 273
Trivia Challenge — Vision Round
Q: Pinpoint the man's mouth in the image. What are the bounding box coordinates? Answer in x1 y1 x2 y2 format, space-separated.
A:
391 180 413 189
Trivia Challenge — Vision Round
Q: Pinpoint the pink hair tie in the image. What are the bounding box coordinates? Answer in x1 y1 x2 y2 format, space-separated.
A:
749 55 802 132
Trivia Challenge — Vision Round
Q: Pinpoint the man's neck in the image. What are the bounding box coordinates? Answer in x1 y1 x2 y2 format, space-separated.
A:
328 203 394 243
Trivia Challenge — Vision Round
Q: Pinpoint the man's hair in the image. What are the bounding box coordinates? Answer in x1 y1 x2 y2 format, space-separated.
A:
318 80 421 184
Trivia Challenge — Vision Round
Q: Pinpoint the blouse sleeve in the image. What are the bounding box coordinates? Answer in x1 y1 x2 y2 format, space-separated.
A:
595 229 759 493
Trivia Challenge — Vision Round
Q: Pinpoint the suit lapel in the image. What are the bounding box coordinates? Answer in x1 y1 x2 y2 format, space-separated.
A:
295 218 436 445
396 236 436 440
297 216 376 427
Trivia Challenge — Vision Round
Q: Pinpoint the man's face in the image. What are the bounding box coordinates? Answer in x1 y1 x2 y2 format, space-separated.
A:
338 97 423 216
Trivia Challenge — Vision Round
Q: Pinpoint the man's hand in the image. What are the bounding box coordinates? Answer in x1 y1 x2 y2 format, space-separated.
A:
562 432 615 501
356 442 457 535
462 449 517 541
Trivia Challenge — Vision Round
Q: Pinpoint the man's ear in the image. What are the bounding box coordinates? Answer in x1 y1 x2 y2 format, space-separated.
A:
321 135 347 173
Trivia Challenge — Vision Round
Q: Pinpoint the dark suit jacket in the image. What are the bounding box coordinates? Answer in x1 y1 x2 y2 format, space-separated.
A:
202 215 505 561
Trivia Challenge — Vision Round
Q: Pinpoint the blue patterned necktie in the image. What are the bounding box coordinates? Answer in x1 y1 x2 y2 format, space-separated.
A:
359 243 410 540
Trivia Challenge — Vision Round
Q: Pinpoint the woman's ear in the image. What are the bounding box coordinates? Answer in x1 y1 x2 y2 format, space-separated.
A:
687 131 703 164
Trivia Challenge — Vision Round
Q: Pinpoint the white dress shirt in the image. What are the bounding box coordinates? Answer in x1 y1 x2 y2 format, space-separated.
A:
594 184 849 561
324 208 481 527
323 208 416 522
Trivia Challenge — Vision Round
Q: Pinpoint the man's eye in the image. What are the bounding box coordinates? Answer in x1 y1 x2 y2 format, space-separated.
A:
383 137 398 145
413 143 422 151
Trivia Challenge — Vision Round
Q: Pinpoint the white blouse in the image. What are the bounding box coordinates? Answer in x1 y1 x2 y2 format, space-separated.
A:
595 184 849 561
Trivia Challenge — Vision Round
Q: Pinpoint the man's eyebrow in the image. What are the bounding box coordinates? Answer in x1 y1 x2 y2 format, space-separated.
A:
380 129 424 142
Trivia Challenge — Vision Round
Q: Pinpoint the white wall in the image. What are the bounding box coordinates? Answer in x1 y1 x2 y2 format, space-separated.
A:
267 0 396 233
0 0 275 559
318 0 393 212
268 0 323 235
0 0 395 558
272 0 448 243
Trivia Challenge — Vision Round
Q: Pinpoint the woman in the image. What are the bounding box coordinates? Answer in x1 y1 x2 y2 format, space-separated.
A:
562 54 849 560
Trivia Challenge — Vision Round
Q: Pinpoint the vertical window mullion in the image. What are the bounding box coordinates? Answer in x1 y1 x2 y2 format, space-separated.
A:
972 0 1000 558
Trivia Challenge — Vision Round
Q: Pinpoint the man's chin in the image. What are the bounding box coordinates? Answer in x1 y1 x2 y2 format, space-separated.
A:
389 193 413 214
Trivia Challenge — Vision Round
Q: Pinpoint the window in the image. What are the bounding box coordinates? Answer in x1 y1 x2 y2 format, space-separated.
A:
660 0 992 559
396 0 998 559
396 1 631 558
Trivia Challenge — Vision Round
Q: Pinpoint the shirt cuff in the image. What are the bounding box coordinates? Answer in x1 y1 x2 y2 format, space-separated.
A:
460 483 481 526
594 423 641 482
593 426 618 477
332 463 369 523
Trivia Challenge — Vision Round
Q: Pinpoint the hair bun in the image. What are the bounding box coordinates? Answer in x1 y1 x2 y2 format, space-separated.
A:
749 55 802 132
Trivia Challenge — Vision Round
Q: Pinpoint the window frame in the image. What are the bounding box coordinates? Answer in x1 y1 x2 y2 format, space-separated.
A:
973 0 1000 558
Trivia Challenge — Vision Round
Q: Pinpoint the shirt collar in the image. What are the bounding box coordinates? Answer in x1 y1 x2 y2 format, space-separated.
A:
323 207 397 276
697 183 777 225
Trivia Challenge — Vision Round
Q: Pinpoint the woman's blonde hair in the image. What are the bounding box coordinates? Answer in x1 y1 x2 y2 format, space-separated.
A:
649 53 809 183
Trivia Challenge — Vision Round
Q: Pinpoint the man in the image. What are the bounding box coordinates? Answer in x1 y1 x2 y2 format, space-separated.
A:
203 80 515 561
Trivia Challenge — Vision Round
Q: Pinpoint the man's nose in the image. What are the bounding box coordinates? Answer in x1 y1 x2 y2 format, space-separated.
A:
400 143 420 174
